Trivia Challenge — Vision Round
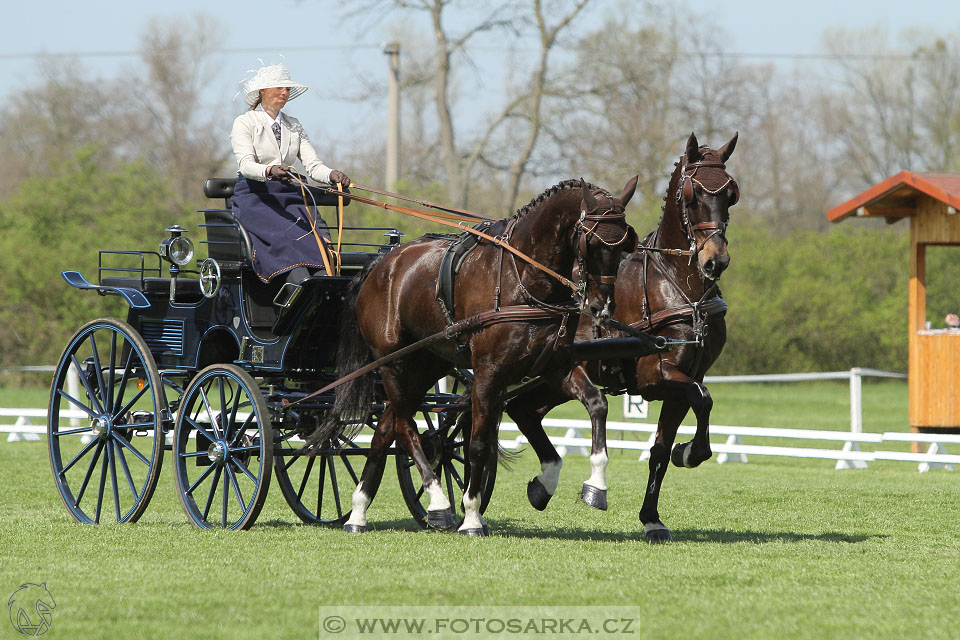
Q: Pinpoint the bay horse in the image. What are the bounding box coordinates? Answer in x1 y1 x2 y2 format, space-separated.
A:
505 132 738 542
313 178 639 536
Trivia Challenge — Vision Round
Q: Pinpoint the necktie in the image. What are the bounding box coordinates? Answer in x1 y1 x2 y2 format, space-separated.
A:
272 121 281 146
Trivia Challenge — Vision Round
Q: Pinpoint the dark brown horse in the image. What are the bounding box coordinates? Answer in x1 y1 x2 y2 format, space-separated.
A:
315 178 639 535
506 132 738 542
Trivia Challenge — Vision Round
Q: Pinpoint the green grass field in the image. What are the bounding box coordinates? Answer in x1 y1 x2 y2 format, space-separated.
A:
2 379 958 639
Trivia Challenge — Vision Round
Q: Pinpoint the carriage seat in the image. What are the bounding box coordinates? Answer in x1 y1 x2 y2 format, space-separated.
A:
202 177 350 208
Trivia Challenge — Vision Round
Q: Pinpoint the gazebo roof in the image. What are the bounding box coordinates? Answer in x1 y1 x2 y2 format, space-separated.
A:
827 171 960 223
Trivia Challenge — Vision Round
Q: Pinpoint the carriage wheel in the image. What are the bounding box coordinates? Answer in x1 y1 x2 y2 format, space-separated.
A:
274 434 364 525
172 364 272 530
48 318 165 524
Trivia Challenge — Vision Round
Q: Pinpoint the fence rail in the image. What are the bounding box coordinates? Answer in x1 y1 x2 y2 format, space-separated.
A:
3 368 954 472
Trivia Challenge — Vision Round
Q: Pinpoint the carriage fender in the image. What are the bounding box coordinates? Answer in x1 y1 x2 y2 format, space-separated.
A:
61 270 151 309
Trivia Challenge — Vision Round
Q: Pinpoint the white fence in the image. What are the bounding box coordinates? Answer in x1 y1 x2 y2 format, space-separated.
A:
3 368 957 472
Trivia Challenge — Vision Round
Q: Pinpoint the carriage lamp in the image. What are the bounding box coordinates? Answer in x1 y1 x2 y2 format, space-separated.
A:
159 225 195 267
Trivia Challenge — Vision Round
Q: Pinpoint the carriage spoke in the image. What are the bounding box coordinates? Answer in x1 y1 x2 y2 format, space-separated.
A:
443 462 457 511
230 413 256 447
198 387 220 439
283 451 300 472
202 466 223 522
221 467 229 528
183 416 218 447
232 458 258 484
115 439 138 500
113 384 149 424
186 462 218 495
327 457 344 519
106 332 117 414
340 454 360 485
53 426 94 437
446 461 466 491
230 445 260 453
180 451 211 458
108 440 121 522
218 377 229 442
225 385 243 444
94 442 109 524
315 456 327 516
69 354 104 415
296 456 316 500
227 465 245 511
55 389 99 420
111 347 136 418
74 441 105 507
113 432 150 466
60 437 99 475
88 333 108 415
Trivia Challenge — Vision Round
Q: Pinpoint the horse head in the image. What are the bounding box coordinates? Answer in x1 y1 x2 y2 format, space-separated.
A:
675 131 739 281
577 176 639 321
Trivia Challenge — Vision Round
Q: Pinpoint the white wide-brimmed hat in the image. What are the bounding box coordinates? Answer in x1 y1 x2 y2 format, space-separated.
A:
239 62 308 106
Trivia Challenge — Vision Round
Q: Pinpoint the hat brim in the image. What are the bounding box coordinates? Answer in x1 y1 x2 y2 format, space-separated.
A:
245 83 308 106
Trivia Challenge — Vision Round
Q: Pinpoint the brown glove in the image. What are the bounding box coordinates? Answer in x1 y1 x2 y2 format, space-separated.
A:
266 165 292 182
328 170 350 187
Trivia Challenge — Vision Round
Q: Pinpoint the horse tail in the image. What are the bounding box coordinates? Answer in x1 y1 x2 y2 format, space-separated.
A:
306 257 383 450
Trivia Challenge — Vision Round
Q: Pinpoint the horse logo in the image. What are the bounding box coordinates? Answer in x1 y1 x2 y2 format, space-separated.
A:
7 583 56 636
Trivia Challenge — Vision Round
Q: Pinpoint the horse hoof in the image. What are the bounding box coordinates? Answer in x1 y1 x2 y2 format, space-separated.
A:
645 528 673 544
343 524 366 534
426 507 457 530
580 484 607 511
458 525 490 537
527 478 551 511
671 443 690 468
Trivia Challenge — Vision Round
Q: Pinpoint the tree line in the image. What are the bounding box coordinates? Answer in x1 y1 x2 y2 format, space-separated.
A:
2 4 960 377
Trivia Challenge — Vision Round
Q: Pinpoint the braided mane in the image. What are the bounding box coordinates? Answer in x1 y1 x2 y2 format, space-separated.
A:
512 179 605 220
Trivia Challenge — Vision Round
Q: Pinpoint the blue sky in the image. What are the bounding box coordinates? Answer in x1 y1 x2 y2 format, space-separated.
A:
0 0 955 147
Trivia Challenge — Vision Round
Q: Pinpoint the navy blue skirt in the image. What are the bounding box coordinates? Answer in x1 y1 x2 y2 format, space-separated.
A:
232 176 332 282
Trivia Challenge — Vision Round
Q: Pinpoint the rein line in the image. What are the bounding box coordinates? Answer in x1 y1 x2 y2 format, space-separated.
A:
312 185 582 293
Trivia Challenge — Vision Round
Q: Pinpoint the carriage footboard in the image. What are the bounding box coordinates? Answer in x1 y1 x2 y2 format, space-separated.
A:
61 270 151 309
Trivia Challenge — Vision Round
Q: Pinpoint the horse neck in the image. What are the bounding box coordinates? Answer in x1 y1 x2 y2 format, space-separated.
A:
509 188 579 284
654 162 690 252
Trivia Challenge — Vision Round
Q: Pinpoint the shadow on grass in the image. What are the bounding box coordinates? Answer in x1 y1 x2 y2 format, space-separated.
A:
238 519 885 545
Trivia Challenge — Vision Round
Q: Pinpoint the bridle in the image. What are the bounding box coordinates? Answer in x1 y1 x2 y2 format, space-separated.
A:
573 195 636 318
676 157 738 263
501 193 634 319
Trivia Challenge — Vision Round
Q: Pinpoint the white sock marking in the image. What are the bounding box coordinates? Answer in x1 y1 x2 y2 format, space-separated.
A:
345 481 370 527
584 451 608 490
536 459 562 495
459 493 486 532
424 478 452 513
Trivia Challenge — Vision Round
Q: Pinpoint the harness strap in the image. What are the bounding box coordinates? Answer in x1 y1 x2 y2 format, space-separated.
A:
628 296 727 333
286 304 574 407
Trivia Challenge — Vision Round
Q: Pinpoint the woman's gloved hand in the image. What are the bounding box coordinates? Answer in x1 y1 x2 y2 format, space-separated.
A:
328 170 350 187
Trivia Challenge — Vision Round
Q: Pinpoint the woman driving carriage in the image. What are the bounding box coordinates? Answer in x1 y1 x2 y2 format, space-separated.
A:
230 60 351 287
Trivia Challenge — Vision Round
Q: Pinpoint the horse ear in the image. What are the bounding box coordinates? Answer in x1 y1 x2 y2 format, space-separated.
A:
686 132 701 162
581 178 597 212
720 131 738 162
619 175 639 207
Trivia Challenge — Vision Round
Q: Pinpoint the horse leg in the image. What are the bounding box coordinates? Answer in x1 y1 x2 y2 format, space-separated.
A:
386 360 457 529
564 365 610 511
343 406 396 533
459 377 501 537
638 399 688 543
667 378 714 469
505 383 566 512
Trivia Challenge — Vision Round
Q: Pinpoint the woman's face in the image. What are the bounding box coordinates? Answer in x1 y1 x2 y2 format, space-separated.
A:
260 86 290 113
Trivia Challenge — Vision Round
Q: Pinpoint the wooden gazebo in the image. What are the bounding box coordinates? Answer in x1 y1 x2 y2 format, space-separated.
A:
827 171 960 434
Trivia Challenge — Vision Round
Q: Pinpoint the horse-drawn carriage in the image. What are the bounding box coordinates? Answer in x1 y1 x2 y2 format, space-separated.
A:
47 132 739 540
47 178 478 530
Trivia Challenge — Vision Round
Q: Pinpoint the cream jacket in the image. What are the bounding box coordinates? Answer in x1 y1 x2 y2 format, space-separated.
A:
230 108 333 183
